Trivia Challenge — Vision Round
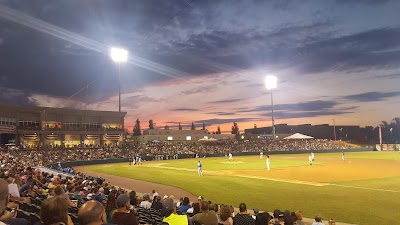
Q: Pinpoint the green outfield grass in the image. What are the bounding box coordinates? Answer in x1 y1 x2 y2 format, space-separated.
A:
87 152 400 225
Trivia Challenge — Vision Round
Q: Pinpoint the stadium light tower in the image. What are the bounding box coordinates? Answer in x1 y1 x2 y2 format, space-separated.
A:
265 75 277 139
110 47 128 112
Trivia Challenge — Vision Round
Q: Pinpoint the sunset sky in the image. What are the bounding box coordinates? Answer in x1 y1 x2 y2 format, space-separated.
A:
0 0 400 133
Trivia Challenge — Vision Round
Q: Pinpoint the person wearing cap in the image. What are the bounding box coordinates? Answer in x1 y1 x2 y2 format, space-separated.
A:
252 208 259 220
139 193 152 209
232 203 255 225
191 200 218 225
197 161 203 176
162 198 188 225
111 194 139 225
272 209 283 225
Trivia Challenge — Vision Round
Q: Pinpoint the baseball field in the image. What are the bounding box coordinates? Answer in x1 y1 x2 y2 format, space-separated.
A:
86 151 400 225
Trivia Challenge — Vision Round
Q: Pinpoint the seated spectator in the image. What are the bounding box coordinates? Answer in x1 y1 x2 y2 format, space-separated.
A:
55 185 75 207
18 177 33 196
179 197 191 213
191 200 218 225
218 204 233 225
151 190 159 200
294 211 305 225
162 198 188 225
139 194 151 209
312 215 325 225
255 212 271 225
71 186 83 204
283 210 294 225
78 200 108 225
1 178 30 225
272 209 283 225
111 194 138 225
151 195 162 211
105 192 117 223
128 191 138 207
187 202 200 216
176 197 183 208
252 208 259 220
232 203 255 225
40 196 73 225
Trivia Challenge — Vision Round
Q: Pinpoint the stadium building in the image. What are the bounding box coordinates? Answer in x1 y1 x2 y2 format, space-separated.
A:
245 124 362 141
130 129 235 143
0 103 126 147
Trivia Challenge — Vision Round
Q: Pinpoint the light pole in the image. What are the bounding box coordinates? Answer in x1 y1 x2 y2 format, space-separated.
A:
110 47 128 112
265 75 277 139
333 119 337 141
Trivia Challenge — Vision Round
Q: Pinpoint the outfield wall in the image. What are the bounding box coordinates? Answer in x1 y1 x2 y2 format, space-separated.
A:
52 148 373 169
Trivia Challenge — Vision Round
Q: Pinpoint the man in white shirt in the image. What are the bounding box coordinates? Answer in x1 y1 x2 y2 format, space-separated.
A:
151 190 159 200
228 153 233 161
311 215 325 225
309 154 313 166
266 155 270 170
260 151 263 159
140 194 152 209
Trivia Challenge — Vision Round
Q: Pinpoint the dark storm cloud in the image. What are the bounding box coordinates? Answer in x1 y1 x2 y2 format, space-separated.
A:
207 98 244 104
238 100 357 120
172 108 200 112
205 112 236 116
343 91 400 102
194 118 258 126
294 27 400 74
239 100 338 113
181 83 219 95
0 87 35 106
262 110 354 119
377 73 400 79
335 0 392 5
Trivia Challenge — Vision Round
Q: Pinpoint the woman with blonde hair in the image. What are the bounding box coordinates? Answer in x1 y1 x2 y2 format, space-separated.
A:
295 211 305 225
218 204 233 225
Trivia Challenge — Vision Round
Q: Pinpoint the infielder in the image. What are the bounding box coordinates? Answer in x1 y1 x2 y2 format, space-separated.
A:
197 161 203 176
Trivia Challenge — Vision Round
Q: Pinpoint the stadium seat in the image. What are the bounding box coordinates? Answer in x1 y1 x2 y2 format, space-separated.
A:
69 213 79 225
16 209 31 221
29 213 41 224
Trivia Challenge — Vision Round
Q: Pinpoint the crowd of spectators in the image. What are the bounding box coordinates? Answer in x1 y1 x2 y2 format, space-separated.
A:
0 166 331 225
0 139 352 169
0 139 346 225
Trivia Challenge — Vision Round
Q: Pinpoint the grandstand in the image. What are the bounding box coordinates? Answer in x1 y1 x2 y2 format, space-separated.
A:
0 139 366 225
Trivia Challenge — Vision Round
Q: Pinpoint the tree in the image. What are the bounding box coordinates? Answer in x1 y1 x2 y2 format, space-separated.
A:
216 126 221 134
133 119 141 136
164 124 169 130
191 122 196 130
231 122 239 135
178 122 182 130
149 120 154 129
202 123 206 130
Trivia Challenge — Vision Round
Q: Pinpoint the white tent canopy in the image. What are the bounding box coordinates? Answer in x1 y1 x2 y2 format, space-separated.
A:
284 133 314 139
198 137 218 141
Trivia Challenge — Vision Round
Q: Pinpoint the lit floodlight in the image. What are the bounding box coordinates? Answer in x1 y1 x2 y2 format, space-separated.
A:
264 75 277 90
110 47 128 63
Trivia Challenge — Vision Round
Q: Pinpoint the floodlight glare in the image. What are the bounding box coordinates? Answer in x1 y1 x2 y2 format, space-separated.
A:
264 75 277 90
110 47 128 63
